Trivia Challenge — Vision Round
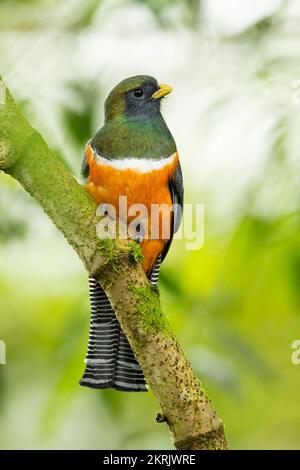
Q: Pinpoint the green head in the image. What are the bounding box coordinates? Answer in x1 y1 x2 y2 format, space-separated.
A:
104 75 172 122
92 75 176 159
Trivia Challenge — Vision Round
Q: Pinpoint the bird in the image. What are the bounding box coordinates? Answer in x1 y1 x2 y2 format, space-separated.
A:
80 75 183 392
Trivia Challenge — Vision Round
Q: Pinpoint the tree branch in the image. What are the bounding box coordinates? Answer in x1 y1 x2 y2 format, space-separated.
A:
0 78 228 450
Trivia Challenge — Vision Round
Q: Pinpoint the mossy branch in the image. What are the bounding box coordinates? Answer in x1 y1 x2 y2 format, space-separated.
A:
0 78 228 450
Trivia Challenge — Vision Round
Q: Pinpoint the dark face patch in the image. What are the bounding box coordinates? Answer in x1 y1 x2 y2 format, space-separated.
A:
124 79 161 119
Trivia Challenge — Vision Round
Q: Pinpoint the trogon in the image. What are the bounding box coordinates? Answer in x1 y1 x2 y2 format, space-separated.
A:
80 75 183 392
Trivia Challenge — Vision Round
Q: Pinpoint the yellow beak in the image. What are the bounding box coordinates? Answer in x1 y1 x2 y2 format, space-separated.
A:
151 83 173 100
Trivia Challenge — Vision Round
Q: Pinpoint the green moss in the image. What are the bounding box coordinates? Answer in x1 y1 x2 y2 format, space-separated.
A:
175 425 228 450
129 284 171 336
99 237 120 273
129 241 144 264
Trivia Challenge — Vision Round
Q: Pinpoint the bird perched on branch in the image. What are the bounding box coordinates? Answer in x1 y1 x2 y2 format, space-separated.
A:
80 75 183 391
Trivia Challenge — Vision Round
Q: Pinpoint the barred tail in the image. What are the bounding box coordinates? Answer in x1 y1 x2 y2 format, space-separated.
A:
80 255 161 392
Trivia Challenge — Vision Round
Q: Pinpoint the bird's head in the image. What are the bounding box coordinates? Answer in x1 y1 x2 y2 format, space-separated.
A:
104 75 172 122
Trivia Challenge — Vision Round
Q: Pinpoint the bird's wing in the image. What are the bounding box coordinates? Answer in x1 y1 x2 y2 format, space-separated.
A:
81 142 90 180
160 161 184 263
81 154 89 179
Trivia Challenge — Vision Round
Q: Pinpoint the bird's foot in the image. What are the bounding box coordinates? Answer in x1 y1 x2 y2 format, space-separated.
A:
128 220 146 244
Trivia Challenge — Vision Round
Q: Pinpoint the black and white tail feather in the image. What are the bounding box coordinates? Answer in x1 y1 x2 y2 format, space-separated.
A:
80 255 161 392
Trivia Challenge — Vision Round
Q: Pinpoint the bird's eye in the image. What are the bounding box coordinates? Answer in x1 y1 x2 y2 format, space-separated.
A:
133 88 144 98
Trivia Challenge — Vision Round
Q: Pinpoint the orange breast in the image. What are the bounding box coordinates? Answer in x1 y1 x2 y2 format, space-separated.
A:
85 144 178 273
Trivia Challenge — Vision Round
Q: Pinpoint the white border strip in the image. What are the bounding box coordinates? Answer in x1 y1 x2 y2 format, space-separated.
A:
93 150 176 173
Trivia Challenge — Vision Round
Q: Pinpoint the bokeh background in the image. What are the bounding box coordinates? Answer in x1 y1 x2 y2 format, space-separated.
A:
1 0 300 450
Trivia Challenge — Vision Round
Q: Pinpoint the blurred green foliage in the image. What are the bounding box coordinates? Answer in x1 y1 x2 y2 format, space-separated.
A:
0 0 300 450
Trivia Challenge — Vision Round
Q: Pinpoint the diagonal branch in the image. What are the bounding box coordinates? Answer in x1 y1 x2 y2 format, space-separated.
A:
0 78 228 450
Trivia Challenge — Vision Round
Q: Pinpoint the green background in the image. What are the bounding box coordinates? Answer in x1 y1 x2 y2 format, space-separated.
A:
0 0 300 449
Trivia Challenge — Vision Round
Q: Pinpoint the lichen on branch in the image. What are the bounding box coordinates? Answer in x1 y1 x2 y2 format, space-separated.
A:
129 284 171 336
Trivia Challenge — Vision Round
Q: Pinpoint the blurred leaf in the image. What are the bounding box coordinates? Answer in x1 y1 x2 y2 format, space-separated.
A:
62 81 101 147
